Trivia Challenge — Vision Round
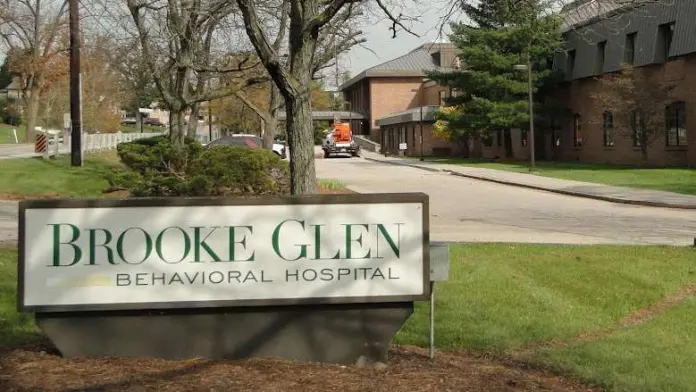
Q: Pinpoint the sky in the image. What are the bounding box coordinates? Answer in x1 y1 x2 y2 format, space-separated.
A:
336 1 463 88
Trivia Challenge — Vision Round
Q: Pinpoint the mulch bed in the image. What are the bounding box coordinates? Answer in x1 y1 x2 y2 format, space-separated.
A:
0 344 597 392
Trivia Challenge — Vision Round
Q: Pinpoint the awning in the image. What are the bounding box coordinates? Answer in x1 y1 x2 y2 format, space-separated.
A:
375 105 440 127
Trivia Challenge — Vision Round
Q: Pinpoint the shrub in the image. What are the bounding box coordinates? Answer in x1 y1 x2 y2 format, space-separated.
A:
115 136 290 197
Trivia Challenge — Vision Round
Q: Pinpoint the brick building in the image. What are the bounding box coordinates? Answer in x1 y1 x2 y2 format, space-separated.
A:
344 0 696 166
548 0 696 166
340 42 463 156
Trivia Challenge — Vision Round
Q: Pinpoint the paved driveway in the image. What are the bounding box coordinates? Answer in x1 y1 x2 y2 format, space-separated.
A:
316 156 696 246
2 155 695 246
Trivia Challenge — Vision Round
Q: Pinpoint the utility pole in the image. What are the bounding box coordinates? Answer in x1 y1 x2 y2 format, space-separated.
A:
69 0 83 166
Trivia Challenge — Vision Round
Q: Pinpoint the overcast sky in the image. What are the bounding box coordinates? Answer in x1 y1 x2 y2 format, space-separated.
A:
336 1 463 88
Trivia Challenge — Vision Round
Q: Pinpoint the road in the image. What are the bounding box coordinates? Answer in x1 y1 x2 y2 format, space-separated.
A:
1 153 695 246
0 143 68 159
316 156 696 246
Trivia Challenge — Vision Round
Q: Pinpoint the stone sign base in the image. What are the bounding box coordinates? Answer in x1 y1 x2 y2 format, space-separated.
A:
35 302 414 365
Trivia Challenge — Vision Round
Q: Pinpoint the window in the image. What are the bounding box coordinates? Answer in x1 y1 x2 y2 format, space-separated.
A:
596 41 607 74
666 101 687 147
656 22 675 62
573 114 583 147
603 111 614 147
632 110 644 147
567 49 576 78
521 129 528 146
624 32 637 65
439 90 447 106
497 129 503 147
400 126 407 146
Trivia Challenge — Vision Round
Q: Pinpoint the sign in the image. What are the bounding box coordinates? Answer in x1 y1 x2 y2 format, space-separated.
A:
399 143 407 150
18 194 429 313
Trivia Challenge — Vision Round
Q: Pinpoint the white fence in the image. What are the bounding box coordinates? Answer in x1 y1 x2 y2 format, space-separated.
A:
82 132 164 153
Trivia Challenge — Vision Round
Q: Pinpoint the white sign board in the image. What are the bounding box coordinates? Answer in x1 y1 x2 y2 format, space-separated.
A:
19 194 429 312
399 143 407 150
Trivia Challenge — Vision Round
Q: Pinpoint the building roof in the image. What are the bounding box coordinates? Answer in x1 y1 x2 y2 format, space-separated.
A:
375 105 441 126
0 78 21 92
340 42 457 91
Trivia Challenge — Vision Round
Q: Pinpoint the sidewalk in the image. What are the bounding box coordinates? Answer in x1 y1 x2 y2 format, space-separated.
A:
361 151 696 209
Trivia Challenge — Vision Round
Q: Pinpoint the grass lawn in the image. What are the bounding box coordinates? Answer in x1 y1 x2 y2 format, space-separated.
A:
2 243 695 390
0 123 24 144
425 158 696 196
316 178 346 190
0 152 122 198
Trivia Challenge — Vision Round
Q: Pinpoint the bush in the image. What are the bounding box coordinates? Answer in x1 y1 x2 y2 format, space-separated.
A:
115 136 290 197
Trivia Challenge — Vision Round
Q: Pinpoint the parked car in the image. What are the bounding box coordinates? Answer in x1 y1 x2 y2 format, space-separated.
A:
206 134 287 159
144 117 165 127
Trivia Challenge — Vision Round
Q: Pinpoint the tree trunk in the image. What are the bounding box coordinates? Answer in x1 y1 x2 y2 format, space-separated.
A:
169 109 187 144
187 103 200 139
23 86 41 143
263 85 281 148
135 110 142 133
286 97 316 195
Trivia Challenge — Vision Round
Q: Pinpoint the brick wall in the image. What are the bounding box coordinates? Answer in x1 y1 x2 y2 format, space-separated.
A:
551 56 696 167
369 77 425 139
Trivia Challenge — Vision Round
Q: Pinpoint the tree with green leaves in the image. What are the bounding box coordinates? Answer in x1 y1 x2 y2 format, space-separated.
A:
428 0 562 157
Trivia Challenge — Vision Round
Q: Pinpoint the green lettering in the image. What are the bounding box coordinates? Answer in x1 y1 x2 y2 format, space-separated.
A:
272 219 307 261
48 223 82 267
376 223 403 258
192 226 221 262
228 226 255 262
344 224 371 260
311 224 341 260
155 227 191 264
116 227 153 264
88 229 115 265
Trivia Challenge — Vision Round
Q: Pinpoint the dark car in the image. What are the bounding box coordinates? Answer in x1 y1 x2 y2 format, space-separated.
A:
206 135 262 149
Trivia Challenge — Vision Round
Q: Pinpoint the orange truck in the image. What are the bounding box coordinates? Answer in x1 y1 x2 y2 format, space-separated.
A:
322 122 360 158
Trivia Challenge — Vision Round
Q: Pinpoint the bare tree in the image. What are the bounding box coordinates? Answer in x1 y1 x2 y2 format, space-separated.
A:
592 63 675 162
235 0 414 195
234 2 366 149
125 0 265 143
0 0 69 143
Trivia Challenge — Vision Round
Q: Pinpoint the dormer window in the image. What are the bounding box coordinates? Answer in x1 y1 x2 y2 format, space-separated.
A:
431 52 441 67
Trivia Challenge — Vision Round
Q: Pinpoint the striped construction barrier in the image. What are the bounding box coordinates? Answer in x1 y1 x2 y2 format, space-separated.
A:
35 133 48 153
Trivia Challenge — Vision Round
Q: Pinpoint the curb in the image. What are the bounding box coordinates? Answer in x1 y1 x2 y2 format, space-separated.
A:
363 156 696 210
363 156 443 173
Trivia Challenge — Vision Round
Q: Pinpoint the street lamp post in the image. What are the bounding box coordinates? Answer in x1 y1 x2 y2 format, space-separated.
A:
514 55 535 172
411 78 429 161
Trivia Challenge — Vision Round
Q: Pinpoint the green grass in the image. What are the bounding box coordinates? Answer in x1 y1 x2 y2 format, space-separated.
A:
535 299 696 391
395 244 696 351
2 243 696 390
0 123 24 144
0 246 41 348
423 158 696 196
316 178 346 190
0 152 122 198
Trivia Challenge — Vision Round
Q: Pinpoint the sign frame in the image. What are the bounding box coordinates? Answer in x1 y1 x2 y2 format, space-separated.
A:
18 193 430 313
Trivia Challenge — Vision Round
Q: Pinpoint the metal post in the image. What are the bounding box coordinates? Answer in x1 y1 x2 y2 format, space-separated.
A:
429 281 435 359
527 53 535 172
69 0 82 166
419 106 424 161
